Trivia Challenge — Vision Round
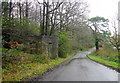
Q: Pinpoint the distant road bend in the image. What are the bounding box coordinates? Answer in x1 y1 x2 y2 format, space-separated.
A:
39 48 118 81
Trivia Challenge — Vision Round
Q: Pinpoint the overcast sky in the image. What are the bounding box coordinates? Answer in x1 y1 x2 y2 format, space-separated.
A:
87 0 119 21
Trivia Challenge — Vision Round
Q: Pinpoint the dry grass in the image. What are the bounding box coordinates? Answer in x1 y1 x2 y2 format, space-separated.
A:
97 47 117 57
96 46 118 62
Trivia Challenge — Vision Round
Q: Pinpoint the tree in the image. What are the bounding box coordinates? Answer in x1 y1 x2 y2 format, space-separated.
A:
108 20 120 60
88 16 109 51
25 0 28 19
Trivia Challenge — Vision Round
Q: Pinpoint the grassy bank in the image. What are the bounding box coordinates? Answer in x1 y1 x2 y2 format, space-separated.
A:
87 54 119 69
2 48 77 81
87 47 120 71
2 56 74 81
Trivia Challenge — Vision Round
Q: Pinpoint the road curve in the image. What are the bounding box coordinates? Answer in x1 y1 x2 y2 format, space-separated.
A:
39 48 118 81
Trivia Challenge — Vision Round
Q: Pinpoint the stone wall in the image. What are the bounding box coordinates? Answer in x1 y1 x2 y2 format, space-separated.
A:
26 36 58 58
48 36 58 58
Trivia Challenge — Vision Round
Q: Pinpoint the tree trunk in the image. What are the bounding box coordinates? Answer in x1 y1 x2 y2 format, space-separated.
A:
95 38 99 51
94 32 99 51
41 2 45 35
60 12 62 32
39 6 42 35
9 1 12 18
25 0 28 19
45 2 49 36
35 4 37 22
18 1 22 24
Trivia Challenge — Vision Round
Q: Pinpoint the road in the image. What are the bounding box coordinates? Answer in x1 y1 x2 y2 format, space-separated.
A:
39 48 118 81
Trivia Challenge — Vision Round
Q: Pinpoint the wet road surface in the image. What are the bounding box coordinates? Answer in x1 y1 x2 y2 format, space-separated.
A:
39 48 118 81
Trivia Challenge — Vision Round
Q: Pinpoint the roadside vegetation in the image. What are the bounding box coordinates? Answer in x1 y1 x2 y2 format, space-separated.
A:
88 45 120 71
1 1 94 81
2 47 76 81
87 16 120 72
2 0 119 81
2 31 89 81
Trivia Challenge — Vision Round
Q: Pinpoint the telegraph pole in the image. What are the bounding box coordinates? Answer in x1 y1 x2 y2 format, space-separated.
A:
118 1 120 35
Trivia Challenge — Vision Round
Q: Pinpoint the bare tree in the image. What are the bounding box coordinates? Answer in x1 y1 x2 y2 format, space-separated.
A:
108 20 120 58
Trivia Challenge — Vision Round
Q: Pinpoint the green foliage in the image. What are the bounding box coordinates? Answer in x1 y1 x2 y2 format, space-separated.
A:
31 54 50 63
88 16 109 51
92 46 119 62
88 54 119 69
58 32 71 58
88 16 109 22
2 17 40 44
2 52 73 81
2 48 21 68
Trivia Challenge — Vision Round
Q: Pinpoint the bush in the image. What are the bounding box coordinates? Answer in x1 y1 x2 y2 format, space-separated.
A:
96 47 119 62
2 18 40 44
58 32 71 58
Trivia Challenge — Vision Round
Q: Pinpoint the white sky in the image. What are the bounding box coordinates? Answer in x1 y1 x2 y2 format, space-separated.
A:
87 0 119 20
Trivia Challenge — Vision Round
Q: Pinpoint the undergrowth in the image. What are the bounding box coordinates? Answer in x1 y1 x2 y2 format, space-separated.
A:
87 46 119 70
2 48 75 81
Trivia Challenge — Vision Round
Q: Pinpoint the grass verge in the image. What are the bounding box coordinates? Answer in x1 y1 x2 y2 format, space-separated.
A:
2 51 75 81
87 54 120 71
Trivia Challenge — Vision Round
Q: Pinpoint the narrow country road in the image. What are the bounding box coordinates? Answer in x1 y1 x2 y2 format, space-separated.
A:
39 48 118 81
